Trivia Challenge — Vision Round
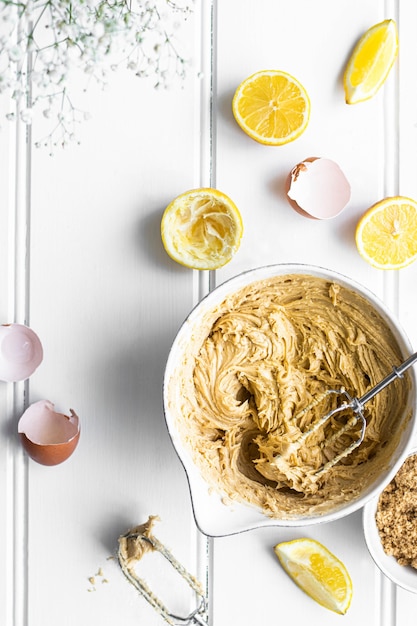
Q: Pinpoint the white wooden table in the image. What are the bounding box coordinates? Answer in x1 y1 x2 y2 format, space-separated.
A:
1 1 417 624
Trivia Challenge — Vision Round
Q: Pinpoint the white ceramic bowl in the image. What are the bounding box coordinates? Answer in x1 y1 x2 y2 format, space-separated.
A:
163 264 417 536
363 446 417 593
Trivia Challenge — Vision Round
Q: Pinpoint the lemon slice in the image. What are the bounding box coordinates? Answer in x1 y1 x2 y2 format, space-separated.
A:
355 196 417 269
344 19 398 104
161 188 243 270
274 538 352 615
232 70 310 145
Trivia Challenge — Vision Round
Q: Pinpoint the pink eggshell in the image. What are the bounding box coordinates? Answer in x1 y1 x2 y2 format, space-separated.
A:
0 323 43 382
286 157 351 219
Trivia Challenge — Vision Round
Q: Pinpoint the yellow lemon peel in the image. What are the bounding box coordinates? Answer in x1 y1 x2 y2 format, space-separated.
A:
344 19 398 104
274 538 352 615
355 196 417 269
232 70 310 145
161 188 243 270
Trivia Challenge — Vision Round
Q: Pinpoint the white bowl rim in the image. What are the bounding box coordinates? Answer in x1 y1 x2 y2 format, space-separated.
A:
363 446 417 594
163 263 417 536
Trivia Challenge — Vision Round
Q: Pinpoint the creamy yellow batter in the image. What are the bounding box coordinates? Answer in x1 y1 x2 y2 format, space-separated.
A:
169 274 411 518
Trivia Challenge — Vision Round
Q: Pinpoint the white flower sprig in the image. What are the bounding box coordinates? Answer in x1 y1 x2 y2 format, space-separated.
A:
0 0 193 150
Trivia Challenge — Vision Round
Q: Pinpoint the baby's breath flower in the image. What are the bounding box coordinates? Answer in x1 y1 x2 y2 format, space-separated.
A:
20 107 33 124
0 0 193 148
8 45 23 63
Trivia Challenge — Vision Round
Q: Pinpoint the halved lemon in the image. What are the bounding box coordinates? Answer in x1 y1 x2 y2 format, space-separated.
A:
344 19 398 104
274 538 352 615
161 188 243 270
355 196 417 269
232 70 310 145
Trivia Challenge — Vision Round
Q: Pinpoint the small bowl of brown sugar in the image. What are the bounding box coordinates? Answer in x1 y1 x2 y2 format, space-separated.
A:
363 446 417 593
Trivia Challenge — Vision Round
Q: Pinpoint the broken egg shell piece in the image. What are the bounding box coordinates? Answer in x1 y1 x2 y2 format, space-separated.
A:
18 400 80 466
286 157 351 219
0 323 43 382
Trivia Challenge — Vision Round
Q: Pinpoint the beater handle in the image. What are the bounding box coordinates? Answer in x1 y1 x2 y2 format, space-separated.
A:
359 351 417 407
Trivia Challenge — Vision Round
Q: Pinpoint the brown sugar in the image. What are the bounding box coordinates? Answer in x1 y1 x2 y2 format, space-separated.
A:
375 453 417 568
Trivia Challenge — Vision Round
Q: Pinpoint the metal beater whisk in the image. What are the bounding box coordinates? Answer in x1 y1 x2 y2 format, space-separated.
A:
275 351 417 477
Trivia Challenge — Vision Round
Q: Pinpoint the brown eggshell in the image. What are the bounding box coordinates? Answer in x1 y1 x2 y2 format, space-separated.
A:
286 156 351 219
18 400 80 466
285 157 320 219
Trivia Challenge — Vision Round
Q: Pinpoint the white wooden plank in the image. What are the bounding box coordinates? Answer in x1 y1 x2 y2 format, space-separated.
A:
0 95 14 626
396 0 417 351
212 0 417 624
0 86 34 626
212 511 382 625
2 9 205 626
397 586 417 625
215 0 391 295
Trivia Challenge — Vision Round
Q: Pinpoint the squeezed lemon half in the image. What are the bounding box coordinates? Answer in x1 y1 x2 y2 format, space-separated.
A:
161 188 243 270
344 19 398 104
274 538 353 615
355 196 417 270
232 70 310 145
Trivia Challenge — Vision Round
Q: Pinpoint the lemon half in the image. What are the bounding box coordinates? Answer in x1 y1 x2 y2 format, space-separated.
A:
355 196 417 270
232 70 310 145
161 188 243 270
274 538 353 615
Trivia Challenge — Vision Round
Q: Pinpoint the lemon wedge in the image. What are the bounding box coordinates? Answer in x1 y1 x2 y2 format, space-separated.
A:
161 188 243 270
344 19 398 104
232 70 310 145
355 196 417 269
274 538 353 615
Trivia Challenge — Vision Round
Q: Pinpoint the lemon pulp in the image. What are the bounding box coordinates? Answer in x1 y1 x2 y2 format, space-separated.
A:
274 538 352 615
355 196 417 269
232 70 310 145
161 188 243 270
344 19 398 104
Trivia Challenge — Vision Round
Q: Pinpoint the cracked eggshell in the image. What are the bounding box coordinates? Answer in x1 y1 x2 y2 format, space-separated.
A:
0 323 43 382
286 157 351 219
18 400 80 465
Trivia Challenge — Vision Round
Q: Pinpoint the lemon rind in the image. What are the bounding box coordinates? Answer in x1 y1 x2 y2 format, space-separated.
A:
355 196 417 269
344 19 399 105
161 188 243 270
274 538 352 615
232 70 310 146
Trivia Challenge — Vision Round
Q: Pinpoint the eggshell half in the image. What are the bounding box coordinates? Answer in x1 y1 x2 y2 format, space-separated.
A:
0 323 43 382
18 400 80 466
286 157 351 219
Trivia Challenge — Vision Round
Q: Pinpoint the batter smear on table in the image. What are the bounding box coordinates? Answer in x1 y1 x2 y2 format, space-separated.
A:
169 274 411 518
